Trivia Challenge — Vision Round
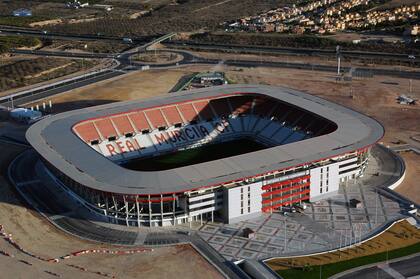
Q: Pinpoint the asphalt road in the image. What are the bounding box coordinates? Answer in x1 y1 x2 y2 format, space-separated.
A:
0 70 124 107
11 48 116 59
338 266 393 279
338 255 420 279
0 26 156 43
164 41 418 63
390 255 420 277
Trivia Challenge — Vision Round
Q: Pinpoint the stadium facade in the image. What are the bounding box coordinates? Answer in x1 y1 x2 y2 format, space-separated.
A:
27 85 383 227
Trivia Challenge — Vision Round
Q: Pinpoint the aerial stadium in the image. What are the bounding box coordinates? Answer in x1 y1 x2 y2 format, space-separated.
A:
26 85 384 227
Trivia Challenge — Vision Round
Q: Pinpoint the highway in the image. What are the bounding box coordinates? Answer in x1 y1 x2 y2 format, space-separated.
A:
0 25 157 43
164 41 419 63
0 69 125 107
11 48 116 59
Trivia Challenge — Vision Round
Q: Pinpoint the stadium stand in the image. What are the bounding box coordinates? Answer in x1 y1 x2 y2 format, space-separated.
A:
71 95 340 163
28 86 382 226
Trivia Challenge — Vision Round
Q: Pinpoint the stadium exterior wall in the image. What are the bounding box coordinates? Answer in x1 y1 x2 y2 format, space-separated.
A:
40 145 370 226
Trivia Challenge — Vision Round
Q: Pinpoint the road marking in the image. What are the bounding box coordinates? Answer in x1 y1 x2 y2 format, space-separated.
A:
17 180 40 186
378 264 405 279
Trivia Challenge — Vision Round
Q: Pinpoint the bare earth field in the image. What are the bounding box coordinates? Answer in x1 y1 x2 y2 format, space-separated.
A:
394 152 420 204
27 67 198 112
0 140 223 279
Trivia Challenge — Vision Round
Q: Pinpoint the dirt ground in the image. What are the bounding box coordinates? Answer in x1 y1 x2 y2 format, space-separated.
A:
394 152 420 204
132 52 183 64
267 220 420 271
26 67 201 112
0 141 223 279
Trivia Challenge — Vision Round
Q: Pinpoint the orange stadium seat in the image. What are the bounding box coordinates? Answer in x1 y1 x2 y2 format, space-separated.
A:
111 115 135 135
161 106 183 126
177 103 198 123
144 109 167 128
95 118 118 139
73 122 101 143
193 100 215 121
127 112 151 132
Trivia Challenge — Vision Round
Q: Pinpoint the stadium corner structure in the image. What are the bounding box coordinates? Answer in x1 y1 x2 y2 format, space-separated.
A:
26 85 384 227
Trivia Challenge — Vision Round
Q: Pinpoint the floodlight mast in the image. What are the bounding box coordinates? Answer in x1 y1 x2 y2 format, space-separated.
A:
336 45 341 76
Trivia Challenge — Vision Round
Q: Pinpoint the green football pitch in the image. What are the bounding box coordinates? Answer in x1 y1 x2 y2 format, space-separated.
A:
122 139 266 171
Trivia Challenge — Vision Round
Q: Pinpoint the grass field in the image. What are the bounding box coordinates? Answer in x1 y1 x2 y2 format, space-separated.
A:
123 139 266 171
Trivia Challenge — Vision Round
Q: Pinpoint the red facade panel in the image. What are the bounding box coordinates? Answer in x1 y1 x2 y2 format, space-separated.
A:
262 186 310 204
262 175 310 191
262 182 310 198
262 190 310 212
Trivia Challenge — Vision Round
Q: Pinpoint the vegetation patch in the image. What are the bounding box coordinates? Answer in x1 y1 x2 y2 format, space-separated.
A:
187 32 420 54
276 242 420 279
267 220 420 279
0 16 51 27
0 58 96 92
0 36 41 54
45 0 292 36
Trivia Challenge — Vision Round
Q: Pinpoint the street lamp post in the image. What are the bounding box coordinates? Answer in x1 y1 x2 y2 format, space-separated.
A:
284 219 287 252
336 45 341 76
319 265 322 279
